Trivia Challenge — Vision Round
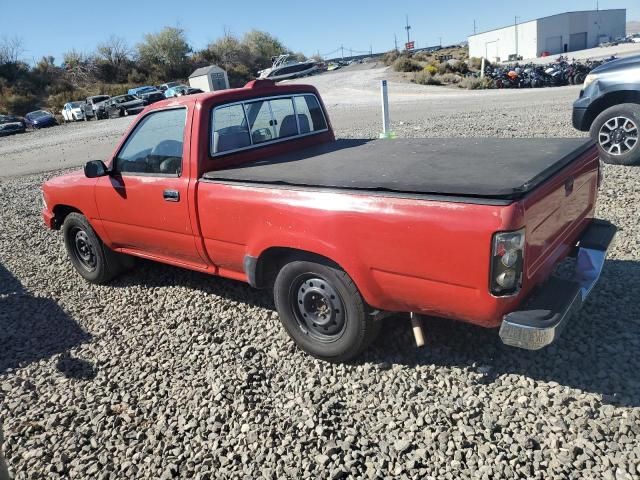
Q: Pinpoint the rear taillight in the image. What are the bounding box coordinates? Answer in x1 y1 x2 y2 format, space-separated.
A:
490 229 525 296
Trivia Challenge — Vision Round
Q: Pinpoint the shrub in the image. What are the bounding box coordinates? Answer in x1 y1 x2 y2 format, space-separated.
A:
413 71 442 85
393 57 421 72
423 64 438 75
436 73 462 84
459 77 494 90
412 52 432 62
0 92 38 115
382 50 400 66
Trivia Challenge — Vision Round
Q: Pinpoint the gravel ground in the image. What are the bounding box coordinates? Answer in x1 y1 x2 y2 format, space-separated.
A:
1 80 640 479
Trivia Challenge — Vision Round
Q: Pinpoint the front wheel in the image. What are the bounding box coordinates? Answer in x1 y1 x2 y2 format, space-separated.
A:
273 257 380 362
590 103 640 165
62 213 133 284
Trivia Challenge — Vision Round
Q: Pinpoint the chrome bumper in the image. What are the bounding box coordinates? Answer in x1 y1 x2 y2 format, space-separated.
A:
499 219 616 350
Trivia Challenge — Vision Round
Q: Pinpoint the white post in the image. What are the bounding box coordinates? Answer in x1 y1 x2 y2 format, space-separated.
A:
379 79 395 139
480 57 485 78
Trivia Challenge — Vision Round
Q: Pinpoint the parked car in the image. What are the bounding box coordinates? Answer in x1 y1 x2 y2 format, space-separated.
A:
128 86 157 98
83 95 110 121
164 85 203 98
61 101 85 122
24 110 57 129
42 79 616 362
176 87 203 96
159 81 181 92
572 54 640 165
164 84 189 98
0 114 26 136
137 90 166 105
98 95 145 119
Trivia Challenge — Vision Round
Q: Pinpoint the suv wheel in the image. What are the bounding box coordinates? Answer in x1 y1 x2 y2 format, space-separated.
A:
273 256 381 362
590 103 640 165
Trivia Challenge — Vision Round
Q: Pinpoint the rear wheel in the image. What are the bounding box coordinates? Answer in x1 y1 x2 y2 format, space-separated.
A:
273 256 380 362
62 213 133 284
590 103 640 165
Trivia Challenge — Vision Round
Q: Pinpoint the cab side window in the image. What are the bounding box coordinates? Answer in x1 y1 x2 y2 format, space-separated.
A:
115 108 186 176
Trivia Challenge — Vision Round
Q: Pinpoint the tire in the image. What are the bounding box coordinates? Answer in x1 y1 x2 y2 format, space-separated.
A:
273 256 381 362
62 213 133 284
590 103 640 166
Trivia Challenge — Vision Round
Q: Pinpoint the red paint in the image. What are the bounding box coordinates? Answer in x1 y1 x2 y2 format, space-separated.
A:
42 81 599 328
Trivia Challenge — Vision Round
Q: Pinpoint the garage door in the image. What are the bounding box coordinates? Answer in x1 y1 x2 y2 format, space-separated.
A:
569 32 587 51
545 36 563 54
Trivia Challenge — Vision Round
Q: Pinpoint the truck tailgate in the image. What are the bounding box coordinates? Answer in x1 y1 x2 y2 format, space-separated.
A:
522 143 600 281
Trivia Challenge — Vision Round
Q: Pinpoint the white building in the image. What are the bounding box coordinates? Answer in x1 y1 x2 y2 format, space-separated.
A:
188 65 230 92
468 9 626 62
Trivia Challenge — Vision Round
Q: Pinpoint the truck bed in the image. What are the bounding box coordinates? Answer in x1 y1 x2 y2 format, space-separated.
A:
203 138 594 200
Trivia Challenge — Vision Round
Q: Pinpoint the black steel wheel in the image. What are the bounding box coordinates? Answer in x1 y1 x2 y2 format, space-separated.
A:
62 213 134 284
292 275 347 342
70 227 98 272
273 255 381 362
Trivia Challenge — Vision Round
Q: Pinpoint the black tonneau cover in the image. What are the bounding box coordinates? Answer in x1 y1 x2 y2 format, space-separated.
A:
203 138 594 200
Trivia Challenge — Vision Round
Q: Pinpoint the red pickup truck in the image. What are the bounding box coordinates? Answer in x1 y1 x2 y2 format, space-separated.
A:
42 79 616 362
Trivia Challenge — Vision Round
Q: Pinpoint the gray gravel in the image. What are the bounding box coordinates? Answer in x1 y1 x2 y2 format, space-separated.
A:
1 84 640 479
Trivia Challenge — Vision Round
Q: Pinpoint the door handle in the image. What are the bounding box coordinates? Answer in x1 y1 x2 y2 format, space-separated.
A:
163 189 180 202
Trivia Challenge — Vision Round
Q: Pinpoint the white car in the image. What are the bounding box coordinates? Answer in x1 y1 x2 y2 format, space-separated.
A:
61 102 85 122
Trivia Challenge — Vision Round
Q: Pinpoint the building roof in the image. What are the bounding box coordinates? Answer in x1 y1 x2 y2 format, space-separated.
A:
189 65 225 78
469 9 626 37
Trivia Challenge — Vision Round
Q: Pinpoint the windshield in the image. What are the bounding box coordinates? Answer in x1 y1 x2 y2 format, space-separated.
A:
92 96 109 103
70 101 83 108
30 111 49 118
117 95 136 102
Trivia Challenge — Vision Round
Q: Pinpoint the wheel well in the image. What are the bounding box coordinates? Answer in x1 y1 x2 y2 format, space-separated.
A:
585 91 640 130
248 247 342 289
52 205 81 229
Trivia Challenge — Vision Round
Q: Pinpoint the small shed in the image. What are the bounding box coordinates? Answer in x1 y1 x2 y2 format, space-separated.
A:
188 65 229 92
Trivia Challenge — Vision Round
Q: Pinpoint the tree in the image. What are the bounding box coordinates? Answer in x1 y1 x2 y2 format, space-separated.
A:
97 35 131 66
62 50 97 86
0 36 24 64
137 27 192 78
205 30 249 68
96 35 132 83
241 30 287 70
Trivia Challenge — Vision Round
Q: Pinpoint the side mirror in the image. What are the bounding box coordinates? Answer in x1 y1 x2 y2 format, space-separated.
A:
84 160 108 178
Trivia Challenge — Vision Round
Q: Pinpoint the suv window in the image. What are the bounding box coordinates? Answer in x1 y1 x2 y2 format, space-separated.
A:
211 94 327 155
115 108 186 176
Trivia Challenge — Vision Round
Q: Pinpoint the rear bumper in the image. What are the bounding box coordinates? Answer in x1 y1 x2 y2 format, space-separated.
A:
499 219 616 350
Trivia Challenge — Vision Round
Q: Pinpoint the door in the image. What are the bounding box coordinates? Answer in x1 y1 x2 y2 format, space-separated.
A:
545 36 563 54
94 107 206 268
569 32 587 51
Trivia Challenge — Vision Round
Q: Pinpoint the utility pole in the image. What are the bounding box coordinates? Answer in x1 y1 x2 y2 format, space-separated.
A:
405 15 411 46
514 16 519 58
341 44 344 60
370 44 373 55
473 19 477 35
394 34 398 52
439 36 442 47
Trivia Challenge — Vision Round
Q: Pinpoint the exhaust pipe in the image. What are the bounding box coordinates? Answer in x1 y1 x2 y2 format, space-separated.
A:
410 312 425 347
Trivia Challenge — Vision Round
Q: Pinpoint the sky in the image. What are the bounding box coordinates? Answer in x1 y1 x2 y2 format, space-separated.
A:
1 0 638 64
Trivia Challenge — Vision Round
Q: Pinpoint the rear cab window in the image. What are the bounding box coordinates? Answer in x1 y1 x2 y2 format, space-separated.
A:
211 93 328 156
